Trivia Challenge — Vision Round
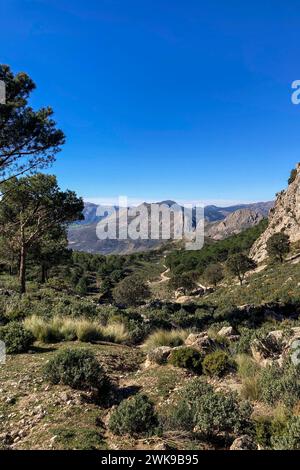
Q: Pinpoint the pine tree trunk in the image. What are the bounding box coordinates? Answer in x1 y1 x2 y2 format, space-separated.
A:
19 244 26 294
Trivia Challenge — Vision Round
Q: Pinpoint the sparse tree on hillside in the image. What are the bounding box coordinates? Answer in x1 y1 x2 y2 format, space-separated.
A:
168 273 198 295
226 253 256 286
288 168 297 185
112 275 150 307
0 65 64 185
0 174 84 293
266 232 290 263
203 263 224 287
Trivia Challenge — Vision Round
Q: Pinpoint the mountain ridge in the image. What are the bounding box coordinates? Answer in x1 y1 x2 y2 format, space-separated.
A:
68 200 273 254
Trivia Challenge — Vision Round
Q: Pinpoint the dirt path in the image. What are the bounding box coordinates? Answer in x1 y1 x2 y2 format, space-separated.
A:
149 265 170 285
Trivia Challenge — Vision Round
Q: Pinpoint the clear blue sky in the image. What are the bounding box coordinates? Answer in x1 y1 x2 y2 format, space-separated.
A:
1 0 300 205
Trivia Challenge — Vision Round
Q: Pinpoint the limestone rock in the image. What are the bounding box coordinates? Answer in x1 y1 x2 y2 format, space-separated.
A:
185 332 213 353
217 326 235 337
266 330 284 343
250 339 273 365
250 163 300 263
230 435 258 450
206 209 264 241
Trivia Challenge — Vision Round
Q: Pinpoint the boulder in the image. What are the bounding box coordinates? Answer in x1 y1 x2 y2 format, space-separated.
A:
230 435 258 451
250 339 273 365
146 346 172 366
185 332 213 353
266 330 284 343
216 326 240 342
217 326 235 337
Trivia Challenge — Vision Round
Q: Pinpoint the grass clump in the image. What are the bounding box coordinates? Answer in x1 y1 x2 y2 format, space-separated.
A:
102 322 130 343
24 315 130 344
109 394 158 436
168 347 202 374
0 321 34 354
236 353 261 400
44 348 108 392
143 329 189 351
75 319 103 343
24 315 63 343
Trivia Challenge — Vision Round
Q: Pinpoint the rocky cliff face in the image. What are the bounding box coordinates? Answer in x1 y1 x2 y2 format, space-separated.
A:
206 209 264 240
250 163 300 263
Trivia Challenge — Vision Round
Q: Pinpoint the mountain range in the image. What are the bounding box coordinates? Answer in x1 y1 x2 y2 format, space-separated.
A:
68 200 273 254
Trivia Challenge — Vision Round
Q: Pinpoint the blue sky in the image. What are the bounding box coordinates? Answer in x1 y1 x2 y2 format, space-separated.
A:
1 0 300 205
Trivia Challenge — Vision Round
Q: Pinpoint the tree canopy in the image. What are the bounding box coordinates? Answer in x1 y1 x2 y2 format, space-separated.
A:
226 253 256 286
266 232 290 263
0 64 64 185
0 173 84 292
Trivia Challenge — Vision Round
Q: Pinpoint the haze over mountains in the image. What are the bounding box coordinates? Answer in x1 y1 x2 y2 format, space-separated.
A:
68 200 273 254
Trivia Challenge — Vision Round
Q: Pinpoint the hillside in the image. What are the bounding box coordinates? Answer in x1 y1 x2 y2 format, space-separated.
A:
1 243 300 450
68 201 273 254
205 209 264 240
1 155 300 451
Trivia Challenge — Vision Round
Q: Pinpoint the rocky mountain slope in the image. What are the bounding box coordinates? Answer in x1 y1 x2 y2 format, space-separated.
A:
250 163 300 263
68 200 273 254
205 209 264 240
204 201 273 222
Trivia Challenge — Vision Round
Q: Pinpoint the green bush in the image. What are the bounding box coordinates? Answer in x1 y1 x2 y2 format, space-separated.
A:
162 379 213 431
76 276 89 295
44 348 108 391
271 416 300 450
254 415 288 449
194 390 252 437
258 363 300 407
255 417 273 449
109 394 158 436
234 328 255 354
112 275 150 307
0 321 34 354
202 350 235 377
288 168 297 185
166 378 252 437
168 348 202 374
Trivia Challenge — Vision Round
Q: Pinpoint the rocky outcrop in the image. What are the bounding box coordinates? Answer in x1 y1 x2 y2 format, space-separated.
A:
250 327 300 366
206 209 264 240
250 163 300 263
185 332 214 353
230 435 258 450
217 326 240 342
